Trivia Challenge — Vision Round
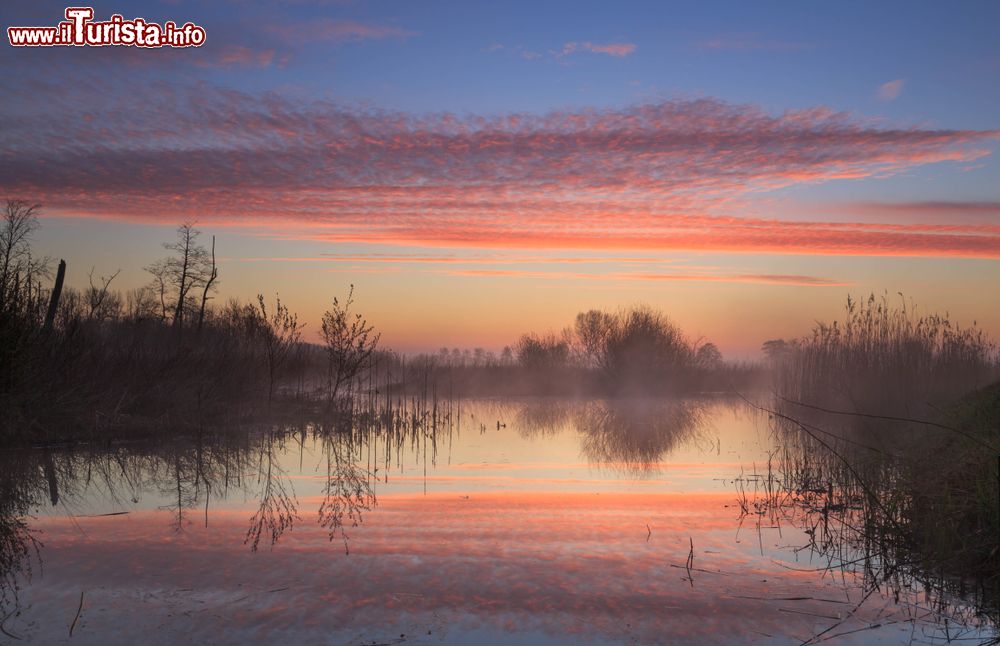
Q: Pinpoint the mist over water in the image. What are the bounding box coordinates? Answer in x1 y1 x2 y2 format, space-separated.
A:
1 397 993 645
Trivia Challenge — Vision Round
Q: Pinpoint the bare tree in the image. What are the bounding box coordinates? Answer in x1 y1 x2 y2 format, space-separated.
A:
145 261 171 322
85 267 121 321
124 286 160 322
144 223 215 330
500 345 515 366
169 223 200 329
0 200 48 312
761 339 792 363
255 294 302 405
516 332 570 370
694 342 723 369
320 285 379 401
574 309 615 367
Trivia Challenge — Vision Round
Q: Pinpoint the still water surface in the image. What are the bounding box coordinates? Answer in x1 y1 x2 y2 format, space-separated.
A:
1 397 991 644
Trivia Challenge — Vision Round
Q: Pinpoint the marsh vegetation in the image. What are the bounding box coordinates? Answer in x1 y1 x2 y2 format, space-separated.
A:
754 294 1000 637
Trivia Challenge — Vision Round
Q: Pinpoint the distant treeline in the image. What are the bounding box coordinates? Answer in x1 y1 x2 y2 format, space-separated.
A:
400 306 763 397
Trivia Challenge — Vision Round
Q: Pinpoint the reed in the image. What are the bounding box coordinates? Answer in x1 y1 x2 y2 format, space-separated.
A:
746 384 1000 631
753 296 1000 631
776 293 998 418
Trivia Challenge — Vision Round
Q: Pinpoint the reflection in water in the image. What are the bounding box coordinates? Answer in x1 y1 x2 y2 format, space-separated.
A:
576 399 705 475
245 432 300 552
318 437 375 554
743 399 1000 637
0 399 994 644
0 456 41 619
516 398 707 475
514 398 576 438
0 425 384 619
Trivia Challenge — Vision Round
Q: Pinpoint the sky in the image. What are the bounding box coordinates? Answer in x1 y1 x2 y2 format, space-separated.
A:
2 0 999 357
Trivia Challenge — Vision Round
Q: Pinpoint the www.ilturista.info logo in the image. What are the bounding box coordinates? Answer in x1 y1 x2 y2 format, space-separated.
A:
7 7 206 48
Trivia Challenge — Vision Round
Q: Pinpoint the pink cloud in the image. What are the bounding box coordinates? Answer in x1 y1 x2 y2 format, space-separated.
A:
816 200 1000 225
877 79 905 102
561 41 636 57
2 79 998 258
697 36 809 52
196 44 278 68
620 273 848 287
237 253 698 266
323 266 849 287
448 270 850 287
267 19 415 44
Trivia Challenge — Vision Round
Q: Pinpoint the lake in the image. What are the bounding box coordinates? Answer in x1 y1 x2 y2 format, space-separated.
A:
0 396 993 644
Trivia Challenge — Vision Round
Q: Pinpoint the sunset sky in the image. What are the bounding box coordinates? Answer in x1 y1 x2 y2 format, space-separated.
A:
3 1 999 357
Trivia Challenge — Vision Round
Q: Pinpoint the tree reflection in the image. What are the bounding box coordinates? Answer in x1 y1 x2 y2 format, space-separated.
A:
245 432 300 552
0 423 392 616
514 399 574 438
514 398 707 475
577 399 705 475
318 438 375 555
0 454 42 622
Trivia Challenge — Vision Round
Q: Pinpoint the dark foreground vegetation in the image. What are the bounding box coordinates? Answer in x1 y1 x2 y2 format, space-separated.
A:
0 201 386 443
757 294 1000 626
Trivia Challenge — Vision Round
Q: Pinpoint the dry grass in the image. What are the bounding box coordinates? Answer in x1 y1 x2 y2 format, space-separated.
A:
757 295 1000 633
777 293 997 418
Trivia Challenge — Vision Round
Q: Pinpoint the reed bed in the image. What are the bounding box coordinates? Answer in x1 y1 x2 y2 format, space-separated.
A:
737 401 999 642
777 293 997 418
756 295 1000 637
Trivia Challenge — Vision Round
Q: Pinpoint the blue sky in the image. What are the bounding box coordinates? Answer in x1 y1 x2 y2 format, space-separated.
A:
165 1 1000 121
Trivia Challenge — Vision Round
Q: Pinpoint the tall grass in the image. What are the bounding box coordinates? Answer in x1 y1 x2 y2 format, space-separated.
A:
764 295 1000 624
777 293 997 416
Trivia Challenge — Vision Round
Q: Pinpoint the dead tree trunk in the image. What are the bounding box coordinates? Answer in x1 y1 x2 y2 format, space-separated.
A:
43 259 66 332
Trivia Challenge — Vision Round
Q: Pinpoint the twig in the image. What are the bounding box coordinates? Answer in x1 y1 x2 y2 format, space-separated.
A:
685 537 694 586
78 511 130 517
1 608 21 640
777 395 998 452
779 607 839 620
69 590 84 637
668 564 731 576
732 595 851 605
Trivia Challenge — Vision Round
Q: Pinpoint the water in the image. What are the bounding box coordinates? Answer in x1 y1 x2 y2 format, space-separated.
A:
0 397 992 644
